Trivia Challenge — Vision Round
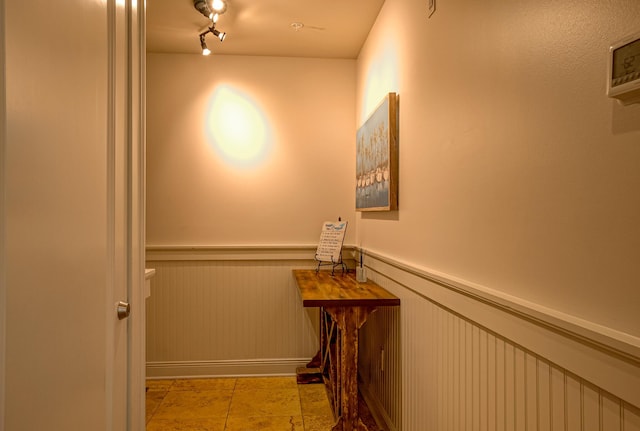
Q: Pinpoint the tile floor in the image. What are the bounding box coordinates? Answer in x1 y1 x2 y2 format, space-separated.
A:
146 376 335 431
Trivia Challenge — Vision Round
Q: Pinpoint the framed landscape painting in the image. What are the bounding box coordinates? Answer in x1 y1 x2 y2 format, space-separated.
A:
356 92 398 211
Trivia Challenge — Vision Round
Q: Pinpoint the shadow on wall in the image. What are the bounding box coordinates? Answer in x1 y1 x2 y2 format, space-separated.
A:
611 101 640 134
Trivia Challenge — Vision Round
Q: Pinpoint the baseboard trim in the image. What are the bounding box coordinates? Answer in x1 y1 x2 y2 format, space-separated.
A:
146 358 310 379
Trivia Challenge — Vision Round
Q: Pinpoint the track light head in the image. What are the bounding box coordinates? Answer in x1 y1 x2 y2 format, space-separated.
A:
193 0 227 19
200 34 211 56
194 0 213 19
212 28 226 42
195 0 227 55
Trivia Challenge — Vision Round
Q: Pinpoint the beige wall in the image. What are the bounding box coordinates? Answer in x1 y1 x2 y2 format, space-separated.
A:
146 54 357 246
356 0 640 338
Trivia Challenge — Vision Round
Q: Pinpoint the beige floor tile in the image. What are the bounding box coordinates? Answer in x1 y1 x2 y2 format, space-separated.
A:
302 414 337 431
298 384 333 417
146 379 175 392
146 390 168 424
145 377 337 430
235 376 298 390
224 415 304 431
146 417 227 431
153 390 233 419
229 388 302 417
171 377 237 392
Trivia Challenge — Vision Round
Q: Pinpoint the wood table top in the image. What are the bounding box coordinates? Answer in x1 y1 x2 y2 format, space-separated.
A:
293 269 400 307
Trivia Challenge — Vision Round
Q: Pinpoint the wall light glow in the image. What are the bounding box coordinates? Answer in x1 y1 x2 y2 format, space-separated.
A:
205 85 272 168
362 41 400 122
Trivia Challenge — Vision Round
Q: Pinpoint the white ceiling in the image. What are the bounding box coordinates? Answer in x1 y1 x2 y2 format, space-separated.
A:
146 0 385 58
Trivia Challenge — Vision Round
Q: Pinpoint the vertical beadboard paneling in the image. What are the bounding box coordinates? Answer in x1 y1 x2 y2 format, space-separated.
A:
145 250 638 430
360 268 639 431
505 342 516 431
466 320 474 430
583 383 599 431
358 274 402 429
567 373 582 431
145 258 319 375
515 347 526 431
487 333 496 431
625 403 640 431
551 364 566 431
496 337 506 431
601 392 621 430
525 353 538 431
537 359 551 431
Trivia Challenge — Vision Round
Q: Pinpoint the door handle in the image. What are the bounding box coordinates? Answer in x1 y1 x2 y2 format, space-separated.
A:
117 301 131 320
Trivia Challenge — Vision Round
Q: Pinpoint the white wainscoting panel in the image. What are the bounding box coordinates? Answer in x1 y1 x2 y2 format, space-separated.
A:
359 252 640 431
145 246 639 431
145 249 327 377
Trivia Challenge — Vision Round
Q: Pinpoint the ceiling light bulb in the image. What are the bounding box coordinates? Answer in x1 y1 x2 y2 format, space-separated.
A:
202 47 211 56
212 13 219 23
210 0 227 13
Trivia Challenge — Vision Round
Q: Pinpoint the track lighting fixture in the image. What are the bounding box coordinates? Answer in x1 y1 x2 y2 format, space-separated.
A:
194 0 228 56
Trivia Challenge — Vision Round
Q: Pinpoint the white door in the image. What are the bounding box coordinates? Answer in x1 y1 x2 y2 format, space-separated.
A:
1 0 146 429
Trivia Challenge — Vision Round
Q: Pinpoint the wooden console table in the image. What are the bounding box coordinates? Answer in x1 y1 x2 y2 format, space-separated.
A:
293 269 400 431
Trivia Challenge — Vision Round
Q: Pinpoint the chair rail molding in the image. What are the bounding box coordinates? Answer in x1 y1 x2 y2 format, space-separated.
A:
361 248 640 408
